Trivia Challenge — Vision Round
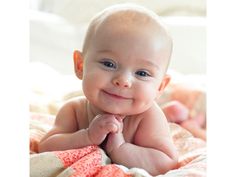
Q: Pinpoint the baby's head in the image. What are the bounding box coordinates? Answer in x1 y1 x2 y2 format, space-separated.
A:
82 3 172 73
73 4 173 115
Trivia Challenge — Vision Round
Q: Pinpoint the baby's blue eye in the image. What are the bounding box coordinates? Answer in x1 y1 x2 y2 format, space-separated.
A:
101 60 116 68
135 70 150 77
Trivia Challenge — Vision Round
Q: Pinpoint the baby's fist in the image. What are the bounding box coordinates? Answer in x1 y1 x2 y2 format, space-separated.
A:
87 114 121 145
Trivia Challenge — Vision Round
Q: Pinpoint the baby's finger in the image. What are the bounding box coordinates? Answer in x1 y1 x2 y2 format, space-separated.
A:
114 115 125 122
105 122 119 133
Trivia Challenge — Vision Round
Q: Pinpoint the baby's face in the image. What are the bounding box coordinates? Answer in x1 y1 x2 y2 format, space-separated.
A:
82 20 171 115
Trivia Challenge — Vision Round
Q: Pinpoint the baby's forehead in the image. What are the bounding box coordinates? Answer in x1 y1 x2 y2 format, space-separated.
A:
83 4 172 63
89 5 172 46
94 5 163 31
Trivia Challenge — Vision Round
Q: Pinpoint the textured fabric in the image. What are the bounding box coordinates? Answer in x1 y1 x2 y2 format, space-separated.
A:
30 113 206 177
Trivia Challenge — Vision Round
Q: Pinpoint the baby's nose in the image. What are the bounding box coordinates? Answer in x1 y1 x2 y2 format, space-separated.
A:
112 75 132 88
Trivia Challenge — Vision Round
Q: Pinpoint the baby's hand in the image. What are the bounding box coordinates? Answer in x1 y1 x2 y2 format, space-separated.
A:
87 114 122 145
105 116 125 154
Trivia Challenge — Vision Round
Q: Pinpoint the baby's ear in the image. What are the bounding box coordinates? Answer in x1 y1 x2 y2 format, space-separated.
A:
73 50 83 79
158 74 171 92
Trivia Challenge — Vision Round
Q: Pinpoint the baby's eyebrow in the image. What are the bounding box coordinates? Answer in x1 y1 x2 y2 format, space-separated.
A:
95 49 118 59
96 49 113 54
140 60 161 70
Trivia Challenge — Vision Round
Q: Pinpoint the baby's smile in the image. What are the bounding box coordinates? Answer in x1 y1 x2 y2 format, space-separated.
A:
102 89 132 100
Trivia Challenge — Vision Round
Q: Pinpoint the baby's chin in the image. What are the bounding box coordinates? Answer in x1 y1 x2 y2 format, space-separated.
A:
97 106 128 116
99 106 141 116
101 109 126 116
94 100 150 116
102 111 126 120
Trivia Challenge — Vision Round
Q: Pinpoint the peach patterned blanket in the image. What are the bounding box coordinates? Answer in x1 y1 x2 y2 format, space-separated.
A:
30 113 206 177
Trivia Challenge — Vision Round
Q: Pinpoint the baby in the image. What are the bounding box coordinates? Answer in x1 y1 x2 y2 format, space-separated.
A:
38 4 178 175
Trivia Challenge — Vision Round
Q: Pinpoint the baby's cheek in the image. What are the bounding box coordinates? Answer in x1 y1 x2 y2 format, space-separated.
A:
133 87 156 107
137 86 157 101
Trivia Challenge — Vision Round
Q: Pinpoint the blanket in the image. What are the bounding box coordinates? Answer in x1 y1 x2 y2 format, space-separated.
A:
30 113 206 177
31 145 133 177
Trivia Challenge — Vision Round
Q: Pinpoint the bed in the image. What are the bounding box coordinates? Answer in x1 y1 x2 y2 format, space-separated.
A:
30 1 206 176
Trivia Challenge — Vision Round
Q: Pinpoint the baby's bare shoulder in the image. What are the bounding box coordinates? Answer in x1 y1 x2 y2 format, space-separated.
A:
139 102 166 121
127 103 165 129
54 96 88 129
61 96 87 110
134 103 170 141
40 97 88 141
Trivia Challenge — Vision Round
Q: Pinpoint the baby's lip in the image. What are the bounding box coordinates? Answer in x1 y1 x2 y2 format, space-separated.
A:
102 90 131 100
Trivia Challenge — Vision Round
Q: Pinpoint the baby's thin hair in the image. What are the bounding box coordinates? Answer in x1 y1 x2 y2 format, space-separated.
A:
82 3 173 72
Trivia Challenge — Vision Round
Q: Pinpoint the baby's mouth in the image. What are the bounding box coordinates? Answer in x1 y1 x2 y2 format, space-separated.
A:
102 90 131 100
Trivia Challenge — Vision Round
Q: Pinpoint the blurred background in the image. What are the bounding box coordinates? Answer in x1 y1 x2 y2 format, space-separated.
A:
30 0 206 75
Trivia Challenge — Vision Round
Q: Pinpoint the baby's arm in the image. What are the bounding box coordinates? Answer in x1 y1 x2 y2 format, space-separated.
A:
106 106 178 176
38 101 120 152
38 101 90 152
